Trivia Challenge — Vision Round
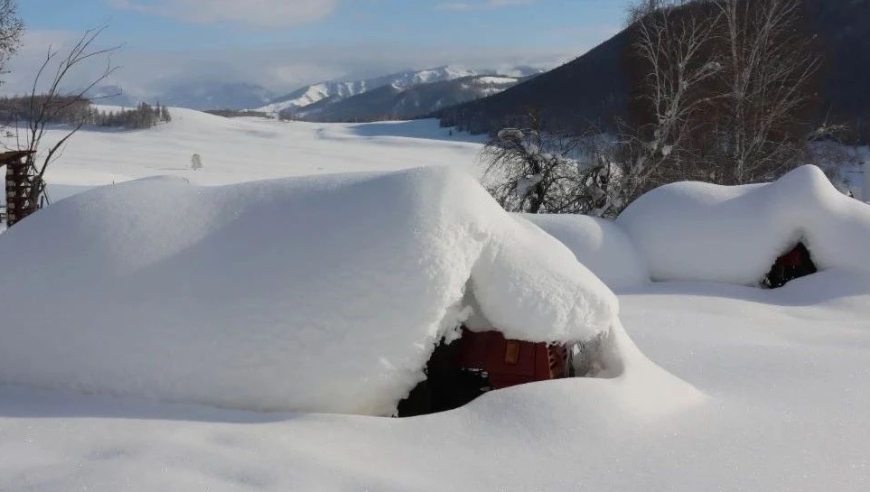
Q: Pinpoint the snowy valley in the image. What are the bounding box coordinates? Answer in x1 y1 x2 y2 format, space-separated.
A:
0 109 868 491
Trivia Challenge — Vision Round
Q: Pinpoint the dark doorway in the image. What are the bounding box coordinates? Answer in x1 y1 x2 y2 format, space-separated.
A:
763 242 817 289
397 328 572 417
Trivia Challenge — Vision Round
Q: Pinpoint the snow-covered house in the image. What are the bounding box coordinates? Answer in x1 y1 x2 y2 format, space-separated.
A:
0 167 653 416
616 165 870 287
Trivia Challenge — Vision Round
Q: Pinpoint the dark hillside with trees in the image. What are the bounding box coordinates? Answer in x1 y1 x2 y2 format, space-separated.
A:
805 0 870 142
439 0 870 142
437 29 632 135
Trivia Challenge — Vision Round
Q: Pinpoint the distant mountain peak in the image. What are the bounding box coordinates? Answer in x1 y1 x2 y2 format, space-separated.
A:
254 65 537 117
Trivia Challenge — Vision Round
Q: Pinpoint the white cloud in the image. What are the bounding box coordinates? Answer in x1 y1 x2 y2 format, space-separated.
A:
2 29 107 96
2 26 607 104
108 0 339 28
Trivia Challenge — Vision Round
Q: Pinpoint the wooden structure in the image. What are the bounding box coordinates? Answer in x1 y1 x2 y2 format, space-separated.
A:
763 242 817 288
0 150 37 227
397 327 573 417
457 329 570 390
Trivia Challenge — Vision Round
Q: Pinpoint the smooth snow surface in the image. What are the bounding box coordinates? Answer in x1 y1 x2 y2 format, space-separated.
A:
39 108 482 192
523 214 650 289
618 165 870 284
4 273 869 492
0 166 618 415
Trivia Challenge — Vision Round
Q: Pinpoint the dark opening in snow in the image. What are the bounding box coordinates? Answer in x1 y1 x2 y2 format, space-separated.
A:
397 327 574 417
763 242 817 289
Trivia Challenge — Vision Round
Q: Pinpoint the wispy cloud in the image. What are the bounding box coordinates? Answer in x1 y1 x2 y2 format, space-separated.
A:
4 37 572 100
436 0 536 12
107 0 339 28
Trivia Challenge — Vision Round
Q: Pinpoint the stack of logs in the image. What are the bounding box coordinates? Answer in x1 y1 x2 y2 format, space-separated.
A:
0 150 37 227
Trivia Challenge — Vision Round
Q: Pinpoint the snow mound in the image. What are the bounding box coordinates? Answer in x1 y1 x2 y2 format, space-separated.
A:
522 214 650 289
617 165 870 284
0 167 617 415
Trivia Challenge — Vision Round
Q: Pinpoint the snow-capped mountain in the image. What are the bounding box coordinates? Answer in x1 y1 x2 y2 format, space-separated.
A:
297 74 525 122
256 65 537 117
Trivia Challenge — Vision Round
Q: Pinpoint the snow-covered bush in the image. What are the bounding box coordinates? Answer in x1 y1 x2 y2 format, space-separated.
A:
482 121 623 217
0 167 619 415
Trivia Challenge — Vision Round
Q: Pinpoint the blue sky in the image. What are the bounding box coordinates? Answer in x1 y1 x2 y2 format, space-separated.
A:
9 0 627 97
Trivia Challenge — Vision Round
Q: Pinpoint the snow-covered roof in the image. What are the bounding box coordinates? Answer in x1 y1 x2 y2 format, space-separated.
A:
0 166 617 415
617 165 870 285
522 214 650 290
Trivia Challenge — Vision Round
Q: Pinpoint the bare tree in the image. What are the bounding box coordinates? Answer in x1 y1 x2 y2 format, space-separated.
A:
624 0 821 191
13 26 119 222
481 110 620 216
713 0 821 184
0 0 22 79
621 0 724 200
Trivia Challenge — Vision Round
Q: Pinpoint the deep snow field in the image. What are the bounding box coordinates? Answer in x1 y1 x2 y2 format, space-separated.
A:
40 107 484 201
1 110 869 492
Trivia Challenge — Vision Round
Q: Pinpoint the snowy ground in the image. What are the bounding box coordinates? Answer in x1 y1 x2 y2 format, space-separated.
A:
3 273 868 491
1 110 869 491
39 108 484 202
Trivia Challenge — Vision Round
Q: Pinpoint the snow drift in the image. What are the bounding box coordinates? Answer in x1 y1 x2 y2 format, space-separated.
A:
0 167 619 415
617 165 870 284
523 214 650 289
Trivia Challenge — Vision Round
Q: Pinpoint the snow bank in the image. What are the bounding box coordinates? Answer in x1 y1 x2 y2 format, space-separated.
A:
522 214 650 289
617 165 870 284
0 167 617 415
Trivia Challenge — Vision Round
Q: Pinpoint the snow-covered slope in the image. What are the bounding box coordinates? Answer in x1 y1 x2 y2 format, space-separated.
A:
0 167 625 415
36 107 484 195
617 165 870 284
255 80 371 114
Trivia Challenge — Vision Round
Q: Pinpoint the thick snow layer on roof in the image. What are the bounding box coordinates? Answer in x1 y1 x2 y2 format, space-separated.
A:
522 214 650 289
0 166 617 415
617 165 870 284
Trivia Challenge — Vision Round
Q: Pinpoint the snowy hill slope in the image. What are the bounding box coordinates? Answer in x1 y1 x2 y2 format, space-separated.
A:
36 107 484 199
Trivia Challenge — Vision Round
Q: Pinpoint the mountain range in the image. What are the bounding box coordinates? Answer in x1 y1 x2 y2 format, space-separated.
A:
91 65 543 118
255 65 542 122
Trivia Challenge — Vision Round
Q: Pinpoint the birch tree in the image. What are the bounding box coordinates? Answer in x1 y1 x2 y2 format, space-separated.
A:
626 0 820 188
622 0 723 199
713 0 821 184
